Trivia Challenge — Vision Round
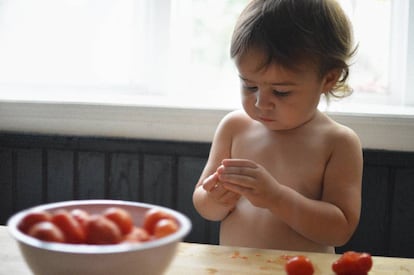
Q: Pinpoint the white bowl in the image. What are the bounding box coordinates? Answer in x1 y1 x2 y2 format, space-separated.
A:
7 200 192 275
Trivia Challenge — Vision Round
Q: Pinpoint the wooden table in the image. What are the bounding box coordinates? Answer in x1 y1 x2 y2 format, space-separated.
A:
2 226 414 274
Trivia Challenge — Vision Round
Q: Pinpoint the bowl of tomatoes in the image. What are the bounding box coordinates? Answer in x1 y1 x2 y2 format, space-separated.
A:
7 200 192 275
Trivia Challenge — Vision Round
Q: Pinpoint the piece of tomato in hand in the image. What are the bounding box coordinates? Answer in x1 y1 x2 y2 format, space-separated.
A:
123 227 150 243
332 251 373 275
18 210 52 233
51 209 86 244
142 208 174 235
153 218 179 238
103 207 134 235
28 221 65 243
285 255 314 275
85 215 122 245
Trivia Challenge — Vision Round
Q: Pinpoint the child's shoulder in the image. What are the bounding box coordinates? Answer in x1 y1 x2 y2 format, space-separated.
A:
223 109 261 127
215 109 254 135
321 113 361 148
222 109 249 120
219 109 252 126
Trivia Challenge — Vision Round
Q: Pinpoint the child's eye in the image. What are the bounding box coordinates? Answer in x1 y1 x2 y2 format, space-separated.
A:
273 90 291 97
243 85 258 92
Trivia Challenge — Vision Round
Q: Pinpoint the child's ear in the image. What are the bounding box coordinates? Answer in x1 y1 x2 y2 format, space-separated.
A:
321 69 341 93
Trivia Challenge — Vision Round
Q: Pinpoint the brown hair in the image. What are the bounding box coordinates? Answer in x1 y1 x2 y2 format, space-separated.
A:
230 0 357 98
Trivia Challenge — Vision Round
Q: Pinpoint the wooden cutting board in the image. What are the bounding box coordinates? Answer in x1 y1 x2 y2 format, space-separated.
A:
166 242 414 274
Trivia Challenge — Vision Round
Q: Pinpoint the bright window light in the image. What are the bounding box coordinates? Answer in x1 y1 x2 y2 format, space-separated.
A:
0 0 411 110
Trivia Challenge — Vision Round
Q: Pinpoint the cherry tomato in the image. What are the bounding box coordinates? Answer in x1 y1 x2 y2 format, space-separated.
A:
285 255 314 275
123 227 150 243
19 206 179 245
142 208 173 235
70 208 90 230
357 253 373 272
18 210 52 233
103 207 134 235
332 251 373 275
85 215 122 244
153 218 179 238
28 221 65 243
51 209 86 244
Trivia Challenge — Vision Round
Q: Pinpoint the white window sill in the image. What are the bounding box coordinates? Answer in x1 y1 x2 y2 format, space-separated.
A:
1 95 414 152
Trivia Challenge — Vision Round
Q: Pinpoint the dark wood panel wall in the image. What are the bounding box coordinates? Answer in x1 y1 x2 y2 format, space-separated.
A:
0 133 219 245
338 151 414 258
1 132 414 258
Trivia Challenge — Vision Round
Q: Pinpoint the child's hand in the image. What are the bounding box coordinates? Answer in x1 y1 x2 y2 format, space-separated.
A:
202 172 240 208
201 172 220 192
217 159 281 209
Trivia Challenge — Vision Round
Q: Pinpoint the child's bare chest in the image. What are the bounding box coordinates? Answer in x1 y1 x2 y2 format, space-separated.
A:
231 130 330 198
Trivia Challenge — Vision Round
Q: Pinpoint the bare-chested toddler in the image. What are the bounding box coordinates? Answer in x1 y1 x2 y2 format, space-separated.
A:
193 0 363 253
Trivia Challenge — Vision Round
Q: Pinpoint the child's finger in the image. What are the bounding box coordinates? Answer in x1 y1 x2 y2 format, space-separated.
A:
202 172 218 191
221 159 257 168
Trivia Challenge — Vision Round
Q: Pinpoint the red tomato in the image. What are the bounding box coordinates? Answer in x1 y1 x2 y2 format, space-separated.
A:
142 208 173 235
153 218 179 238
19 206 179 245
357 253 373 272
70 208 90 230
28 221 65 243
332 251 373 275
103 207 134 235
123 227 150 243
285 255 314 275
85 215 122 245
18 211 52 233
51 209 86 244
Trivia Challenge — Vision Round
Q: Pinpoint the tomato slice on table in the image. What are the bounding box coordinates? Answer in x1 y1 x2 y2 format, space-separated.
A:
285 255 314 275
332 251 373 275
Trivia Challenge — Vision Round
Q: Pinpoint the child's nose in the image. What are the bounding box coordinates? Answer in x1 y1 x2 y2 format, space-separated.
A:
255 90 274 110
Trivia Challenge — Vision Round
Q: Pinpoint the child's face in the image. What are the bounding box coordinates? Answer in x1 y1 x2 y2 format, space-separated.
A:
236 49 337 131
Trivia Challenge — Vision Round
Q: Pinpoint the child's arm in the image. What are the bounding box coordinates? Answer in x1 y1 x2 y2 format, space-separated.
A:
218 127 363 247
193 112 242 221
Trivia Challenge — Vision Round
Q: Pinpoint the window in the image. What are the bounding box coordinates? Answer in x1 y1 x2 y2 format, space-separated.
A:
0 0 172 100
336 0 410 106
0 0 412 110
